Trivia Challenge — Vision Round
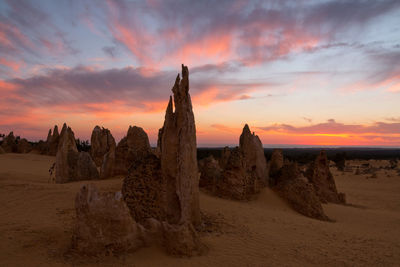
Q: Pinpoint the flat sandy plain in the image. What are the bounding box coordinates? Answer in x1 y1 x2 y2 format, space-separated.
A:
0 153 399 266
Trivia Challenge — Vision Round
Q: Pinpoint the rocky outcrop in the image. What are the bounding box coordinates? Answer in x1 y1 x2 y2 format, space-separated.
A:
239 124 268 186
269 149 284 185
90 126 116 167
198 155 222 192
1 132 17 153
273 162 329 221
211 125 267 200
16 138 32 153
55 123 99 183
305 150 346 204
121 65 202 256
72 184 144 255
113 126 151 175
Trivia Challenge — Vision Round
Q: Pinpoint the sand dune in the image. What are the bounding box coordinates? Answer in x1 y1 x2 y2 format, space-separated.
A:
0 153 399 266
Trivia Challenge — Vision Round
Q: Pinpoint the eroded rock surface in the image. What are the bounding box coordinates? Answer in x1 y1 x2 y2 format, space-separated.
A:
72 184 144 255
305 150 346 204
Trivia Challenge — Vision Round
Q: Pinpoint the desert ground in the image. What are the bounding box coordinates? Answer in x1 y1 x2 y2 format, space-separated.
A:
0 153 399 266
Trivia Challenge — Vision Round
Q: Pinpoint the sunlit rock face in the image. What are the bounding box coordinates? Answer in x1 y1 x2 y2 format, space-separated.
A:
113 126 151 176
55 123 99 183
305 150 346 204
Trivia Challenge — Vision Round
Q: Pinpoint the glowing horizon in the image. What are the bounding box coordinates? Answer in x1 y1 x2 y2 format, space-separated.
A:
0 0 399 147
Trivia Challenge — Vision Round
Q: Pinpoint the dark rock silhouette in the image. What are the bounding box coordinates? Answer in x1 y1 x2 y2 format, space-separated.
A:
305 150 346 204
273 162 329 221
269 149 284 185
1 132 17 153
16 138 32 153
198 155 222 192
240 124 268 186
48 125 60 156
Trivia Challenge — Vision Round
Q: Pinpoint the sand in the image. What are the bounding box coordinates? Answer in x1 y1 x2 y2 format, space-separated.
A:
0 153 399 266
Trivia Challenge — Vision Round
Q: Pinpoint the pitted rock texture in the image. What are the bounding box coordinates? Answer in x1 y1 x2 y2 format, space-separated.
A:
216 147 256 200
122 153 165 224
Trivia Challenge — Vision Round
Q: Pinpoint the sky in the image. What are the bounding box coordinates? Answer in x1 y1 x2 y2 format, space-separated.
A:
0 0 400 147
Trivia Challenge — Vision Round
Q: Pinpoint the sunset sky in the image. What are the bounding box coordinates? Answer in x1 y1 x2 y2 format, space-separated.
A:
0 0 400 147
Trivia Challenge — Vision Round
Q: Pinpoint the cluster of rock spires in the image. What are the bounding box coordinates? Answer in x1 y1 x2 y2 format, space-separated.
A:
198 136 346 220
198 124 268 200
1 64 349 257
72 65 203 256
